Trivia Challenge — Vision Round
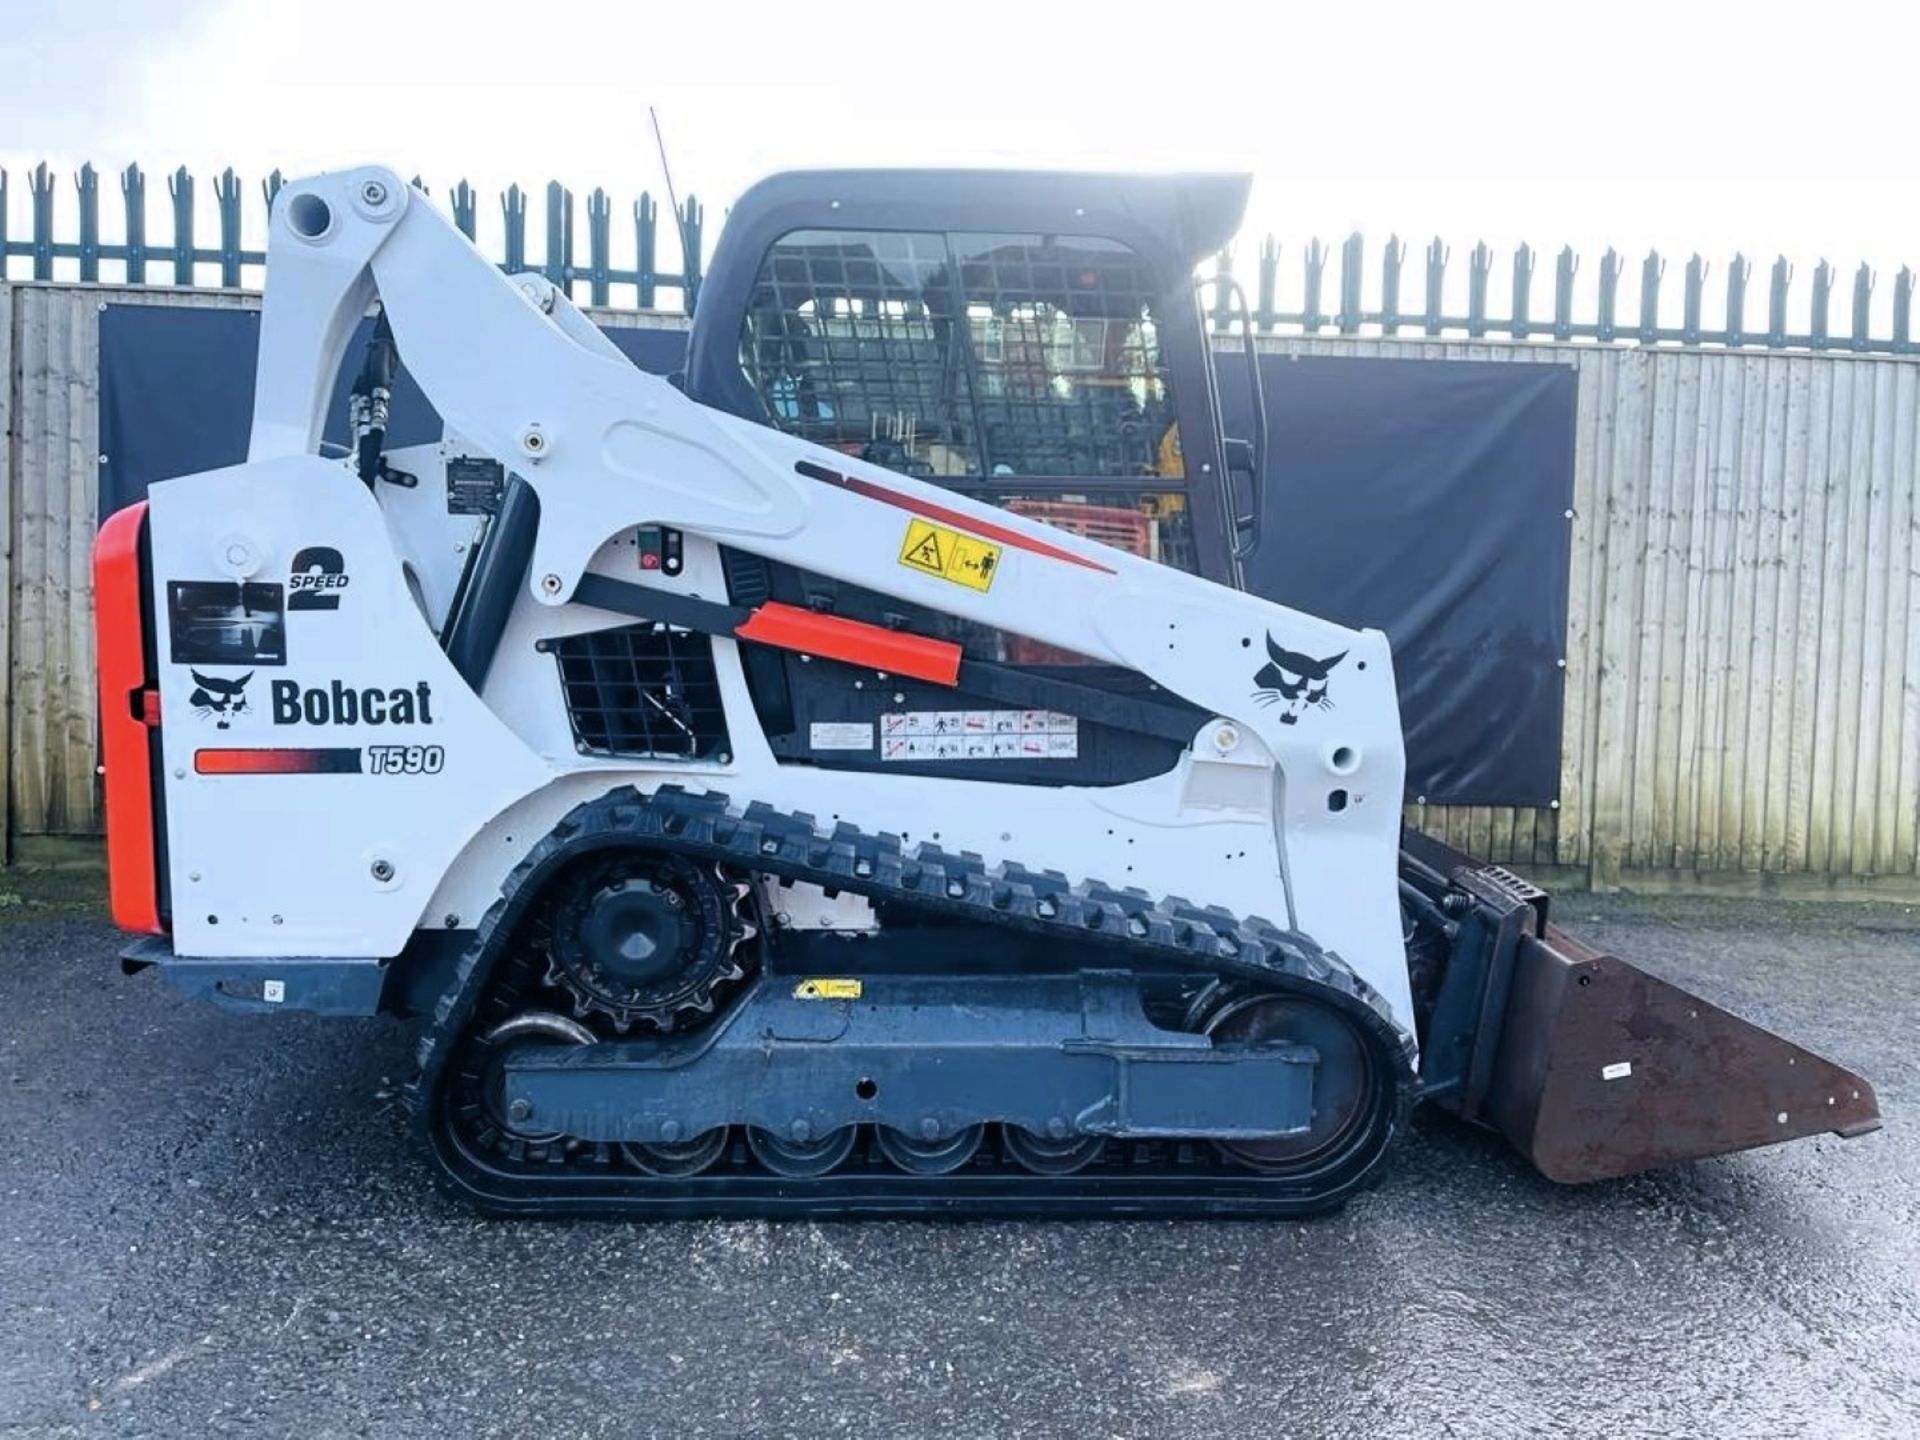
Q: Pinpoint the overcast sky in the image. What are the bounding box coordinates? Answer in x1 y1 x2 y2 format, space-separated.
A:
4 0 1917 327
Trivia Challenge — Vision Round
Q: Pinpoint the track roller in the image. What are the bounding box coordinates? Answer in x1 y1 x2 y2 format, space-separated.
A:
875 1124 985 1175
621 1128 730 1176
746 1125 858 1177
1001 1127 1107 1176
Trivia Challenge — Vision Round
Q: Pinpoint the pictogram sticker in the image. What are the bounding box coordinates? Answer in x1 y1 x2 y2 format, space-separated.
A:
901 522 946 575
899 519 1001 591
879 710 1077 761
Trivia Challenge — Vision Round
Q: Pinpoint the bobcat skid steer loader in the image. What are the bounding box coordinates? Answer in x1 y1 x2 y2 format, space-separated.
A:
93 166 1879 1216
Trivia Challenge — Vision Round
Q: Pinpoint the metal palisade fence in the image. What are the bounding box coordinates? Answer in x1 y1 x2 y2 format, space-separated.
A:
0 162 706 309
1211 235 1916 355
1 160 1916 354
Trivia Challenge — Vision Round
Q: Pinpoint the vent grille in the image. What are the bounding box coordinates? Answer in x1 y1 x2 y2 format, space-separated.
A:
548 624 729 760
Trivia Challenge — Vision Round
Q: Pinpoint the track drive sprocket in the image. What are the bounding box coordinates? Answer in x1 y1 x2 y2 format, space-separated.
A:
537 850 758 1033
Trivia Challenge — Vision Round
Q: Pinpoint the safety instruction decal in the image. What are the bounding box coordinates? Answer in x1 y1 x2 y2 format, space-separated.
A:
880 709 1077 762
898 518 1001 591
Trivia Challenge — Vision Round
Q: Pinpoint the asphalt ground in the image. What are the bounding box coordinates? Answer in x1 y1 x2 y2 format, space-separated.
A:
1 871 1914 1438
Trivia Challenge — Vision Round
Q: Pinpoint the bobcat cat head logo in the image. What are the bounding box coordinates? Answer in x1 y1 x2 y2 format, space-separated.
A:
188 670 253 728
1253 638 1345 725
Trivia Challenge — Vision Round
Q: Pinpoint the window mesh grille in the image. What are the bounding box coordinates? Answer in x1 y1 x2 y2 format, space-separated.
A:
741 229 1180 481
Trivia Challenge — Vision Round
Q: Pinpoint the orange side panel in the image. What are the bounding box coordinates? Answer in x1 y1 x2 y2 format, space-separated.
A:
734 601 963 687
93 502 164 934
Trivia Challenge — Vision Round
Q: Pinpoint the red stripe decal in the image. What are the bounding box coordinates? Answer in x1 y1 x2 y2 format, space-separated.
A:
93 502 163 934
826 472 1116 575
735 602 963 686
195 747 364 775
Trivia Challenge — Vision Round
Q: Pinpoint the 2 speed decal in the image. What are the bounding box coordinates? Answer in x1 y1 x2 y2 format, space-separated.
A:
288 547 350 611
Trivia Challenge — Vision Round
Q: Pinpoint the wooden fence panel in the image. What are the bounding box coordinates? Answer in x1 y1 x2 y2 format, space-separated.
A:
11 286 265 836
0 285 11 856
1263 334 1920 886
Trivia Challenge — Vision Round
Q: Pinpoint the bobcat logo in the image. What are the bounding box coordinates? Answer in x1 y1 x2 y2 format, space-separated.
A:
188 670 253 728
1252 637 1345 725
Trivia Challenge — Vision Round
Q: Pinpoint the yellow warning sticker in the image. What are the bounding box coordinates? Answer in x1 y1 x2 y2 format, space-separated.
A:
898 518 1001 592
794 978 863 1001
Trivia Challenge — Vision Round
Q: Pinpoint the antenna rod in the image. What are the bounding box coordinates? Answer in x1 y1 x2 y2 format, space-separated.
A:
649 106 695 303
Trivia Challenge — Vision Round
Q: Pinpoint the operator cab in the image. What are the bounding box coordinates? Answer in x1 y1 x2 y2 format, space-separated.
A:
682 169 1257 587
671 169 1260 786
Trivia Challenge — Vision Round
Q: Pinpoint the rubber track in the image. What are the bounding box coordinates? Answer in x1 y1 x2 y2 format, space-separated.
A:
412 785 1418 1218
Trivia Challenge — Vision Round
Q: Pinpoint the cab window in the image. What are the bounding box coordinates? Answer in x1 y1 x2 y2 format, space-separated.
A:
739 227 1196 590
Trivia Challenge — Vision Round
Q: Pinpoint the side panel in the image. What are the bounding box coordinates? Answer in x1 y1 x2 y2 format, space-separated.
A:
145 456 552 958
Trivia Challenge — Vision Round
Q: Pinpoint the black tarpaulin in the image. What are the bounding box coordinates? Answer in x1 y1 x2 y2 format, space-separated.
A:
1217 352 1575 806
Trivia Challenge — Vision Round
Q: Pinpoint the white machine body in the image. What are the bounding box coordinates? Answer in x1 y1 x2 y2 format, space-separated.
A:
142 166 1414 1034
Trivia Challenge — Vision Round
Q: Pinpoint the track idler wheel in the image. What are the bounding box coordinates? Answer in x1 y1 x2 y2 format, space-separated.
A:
476 1010 596 1147
1191 987 1388 1178
746 1125 858 1178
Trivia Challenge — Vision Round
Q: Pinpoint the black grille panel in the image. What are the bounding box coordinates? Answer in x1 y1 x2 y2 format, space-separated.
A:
549 625 730 760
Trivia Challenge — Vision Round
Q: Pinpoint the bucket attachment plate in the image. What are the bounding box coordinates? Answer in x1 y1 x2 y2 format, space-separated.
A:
1484 923 1882 1183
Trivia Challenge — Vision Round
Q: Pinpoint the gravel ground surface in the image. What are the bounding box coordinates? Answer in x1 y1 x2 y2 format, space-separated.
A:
0 872 1913 1439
